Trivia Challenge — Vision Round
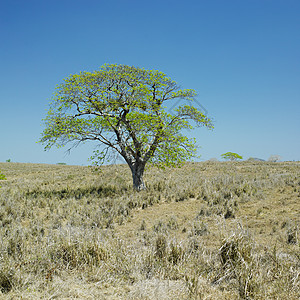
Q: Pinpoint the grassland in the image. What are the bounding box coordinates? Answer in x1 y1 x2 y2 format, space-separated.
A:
0 161 299 299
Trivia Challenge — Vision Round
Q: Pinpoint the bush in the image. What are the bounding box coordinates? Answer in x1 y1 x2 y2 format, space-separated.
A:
0 170 6 180
0 170 6 188
268 155 281 162
221 152 243 161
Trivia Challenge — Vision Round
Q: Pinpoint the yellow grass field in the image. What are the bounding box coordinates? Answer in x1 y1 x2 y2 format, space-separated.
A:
0 161 299 299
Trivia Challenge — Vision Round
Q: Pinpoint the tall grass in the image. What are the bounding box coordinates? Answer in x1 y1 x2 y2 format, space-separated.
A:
0 161 299 299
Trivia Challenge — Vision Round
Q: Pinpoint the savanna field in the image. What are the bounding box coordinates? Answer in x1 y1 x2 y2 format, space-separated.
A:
0 161 299 299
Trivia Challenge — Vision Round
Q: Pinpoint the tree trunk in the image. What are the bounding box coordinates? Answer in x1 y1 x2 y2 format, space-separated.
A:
131 162 146 191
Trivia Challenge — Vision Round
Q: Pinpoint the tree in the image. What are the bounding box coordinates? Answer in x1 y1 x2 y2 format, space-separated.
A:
268 155 281 162
221 152 243 161
39 64 213 190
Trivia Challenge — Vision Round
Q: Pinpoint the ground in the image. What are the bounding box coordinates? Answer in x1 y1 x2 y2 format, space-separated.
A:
0 161 299 299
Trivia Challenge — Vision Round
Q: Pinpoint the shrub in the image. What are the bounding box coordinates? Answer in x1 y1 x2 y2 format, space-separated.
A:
0 170 6 180
0 169 6 188
221 152 243 161
268 155 281 162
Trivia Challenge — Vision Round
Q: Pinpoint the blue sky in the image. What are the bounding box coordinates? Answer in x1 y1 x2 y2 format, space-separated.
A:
1 0 299 165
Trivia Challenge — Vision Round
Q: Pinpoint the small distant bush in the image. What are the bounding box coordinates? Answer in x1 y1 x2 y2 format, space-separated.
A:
6 159 11 163
268 155 281 162
0 170 6 188
208 158 218 162
0 170 6 180
221 152 243 161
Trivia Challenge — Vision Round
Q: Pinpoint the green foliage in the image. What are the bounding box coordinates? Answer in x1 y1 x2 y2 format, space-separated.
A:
221 152 243 161
39 64 213 188
0 170 6 180
0 170 6 188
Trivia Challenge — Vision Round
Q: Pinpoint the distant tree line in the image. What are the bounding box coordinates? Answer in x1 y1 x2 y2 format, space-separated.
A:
207 154 282 162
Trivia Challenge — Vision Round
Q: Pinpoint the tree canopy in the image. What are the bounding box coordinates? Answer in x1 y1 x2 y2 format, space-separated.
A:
221 152 243 161
40 64 213 190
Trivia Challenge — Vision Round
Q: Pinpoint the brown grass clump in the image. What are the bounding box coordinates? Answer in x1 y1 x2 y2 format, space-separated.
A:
0 161 299 299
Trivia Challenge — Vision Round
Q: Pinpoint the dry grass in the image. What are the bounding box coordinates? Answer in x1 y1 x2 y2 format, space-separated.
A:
0 161 299 299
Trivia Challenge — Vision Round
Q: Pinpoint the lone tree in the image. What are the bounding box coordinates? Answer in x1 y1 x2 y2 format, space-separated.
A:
40 64 213 190
221 152 243 161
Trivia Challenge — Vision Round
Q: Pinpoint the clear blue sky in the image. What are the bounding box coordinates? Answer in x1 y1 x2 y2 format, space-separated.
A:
1 0 299 165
